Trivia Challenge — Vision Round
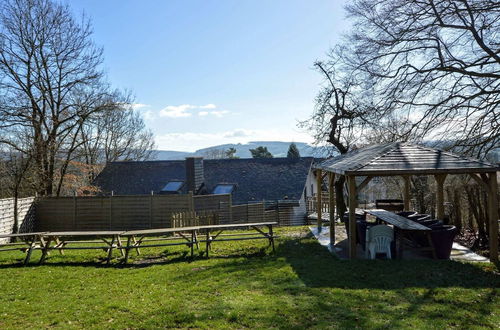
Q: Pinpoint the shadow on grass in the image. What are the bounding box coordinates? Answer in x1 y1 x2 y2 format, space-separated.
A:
0 233 498 290
0 244 271 269
0 233 498 328
159 236 499 328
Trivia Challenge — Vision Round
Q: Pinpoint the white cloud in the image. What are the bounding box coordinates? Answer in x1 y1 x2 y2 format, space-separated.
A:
223 129 252 138
130 103 155 120
155 128 314 151
131 103 150 110
159 104 221 118
142 110 154 121
211 110 230 118
198 111 209 116
199 104 216 109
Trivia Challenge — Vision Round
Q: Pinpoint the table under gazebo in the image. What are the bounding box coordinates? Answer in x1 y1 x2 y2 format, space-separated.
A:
313 142 499 262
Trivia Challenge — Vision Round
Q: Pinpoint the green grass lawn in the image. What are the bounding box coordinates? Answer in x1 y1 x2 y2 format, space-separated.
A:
0 226 498 329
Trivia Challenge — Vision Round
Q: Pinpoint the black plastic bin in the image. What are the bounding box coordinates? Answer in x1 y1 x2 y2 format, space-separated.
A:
430 225 458 259
396 211 417 218
342 212 366 242
408 214 431 222
356 220 377 251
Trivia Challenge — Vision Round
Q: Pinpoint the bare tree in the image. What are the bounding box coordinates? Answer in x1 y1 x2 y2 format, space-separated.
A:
343 0 500 157
76 94 155 184
0 0 153 196
300 61 382 217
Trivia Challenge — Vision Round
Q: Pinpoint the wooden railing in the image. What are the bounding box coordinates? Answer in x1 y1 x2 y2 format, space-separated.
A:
171 210 219 228
306 192 330 214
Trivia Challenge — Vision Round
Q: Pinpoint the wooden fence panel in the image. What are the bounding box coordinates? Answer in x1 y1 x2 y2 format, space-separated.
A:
35 194 300 230
231 205 247 223
75 197 108 231
248 203 264 223
264 210 277 223
36 198 74 231
36 194 193 231
194 194 231 223
151 194 192 228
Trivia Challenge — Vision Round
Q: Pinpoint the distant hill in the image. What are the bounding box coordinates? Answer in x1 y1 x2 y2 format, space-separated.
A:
153 141 322 160
152 150 194 160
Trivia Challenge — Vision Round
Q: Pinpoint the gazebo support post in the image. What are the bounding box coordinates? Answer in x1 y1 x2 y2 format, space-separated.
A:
434 174 447 220
487 172 498 262
403 175 411 211
348 175 357 258
328 172 336 246
316 169 323 230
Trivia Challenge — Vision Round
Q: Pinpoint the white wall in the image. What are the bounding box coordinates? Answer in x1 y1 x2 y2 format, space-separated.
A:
0 197 36 243
304 166 318 198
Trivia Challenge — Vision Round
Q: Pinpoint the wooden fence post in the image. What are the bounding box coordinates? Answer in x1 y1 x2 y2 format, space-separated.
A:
109 191 114 230
328 172 335 246
73 192 77 230
348 175 357 259
488 172 499 262
150 191 153 229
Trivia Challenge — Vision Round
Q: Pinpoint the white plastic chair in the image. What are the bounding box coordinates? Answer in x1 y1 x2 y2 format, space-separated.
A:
366 225 393 259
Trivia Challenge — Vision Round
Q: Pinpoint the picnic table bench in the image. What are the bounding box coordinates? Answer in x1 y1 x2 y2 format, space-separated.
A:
39 231 125 264
119 226 200 263
364 209 436 259
1 222 278 265
120 222 277 263
0 232 46 264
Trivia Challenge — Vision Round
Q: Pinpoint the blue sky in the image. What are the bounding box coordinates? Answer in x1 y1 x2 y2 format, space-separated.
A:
70 0 348 151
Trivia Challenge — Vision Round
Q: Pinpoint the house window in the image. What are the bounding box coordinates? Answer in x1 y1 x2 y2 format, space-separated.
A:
161 180 184 193
212 184 235 195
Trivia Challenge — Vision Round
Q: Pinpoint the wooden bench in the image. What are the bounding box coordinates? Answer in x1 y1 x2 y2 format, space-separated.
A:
39 231 126 264
119 227 200 263
375 199 404 212
364 209 436 259
120 222 278 263
0 232 46 264
198 222 277 258
1 222 278 265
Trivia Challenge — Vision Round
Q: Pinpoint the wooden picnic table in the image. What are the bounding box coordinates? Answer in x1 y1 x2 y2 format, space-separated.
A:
120 222 278 263
197 222 277 258
1 222 278 265
120 227 200 263
39 231 126 264
363 209 436 259
0 232 46 265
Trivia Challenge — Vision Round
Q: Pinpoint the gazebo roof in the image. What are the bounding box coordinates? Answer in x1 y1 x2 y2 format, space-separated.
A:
314 142 499 176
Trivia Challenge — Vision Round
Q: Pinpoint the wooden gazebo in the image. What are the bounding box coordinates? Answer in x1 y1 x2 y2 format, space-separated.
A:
313 142 499 262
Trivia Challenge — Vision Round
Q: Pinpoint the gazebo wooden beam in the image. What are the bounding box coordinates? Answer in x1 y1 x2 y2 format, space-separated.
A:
487 172 498 262
348 175 357 258
356 176 373 192
328 172 336 246
469 173 489 190
434 174 447 220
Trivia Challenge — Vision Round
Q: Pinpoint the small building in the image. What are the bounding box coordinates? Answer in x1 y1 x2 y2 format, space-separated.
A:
94 157 319 224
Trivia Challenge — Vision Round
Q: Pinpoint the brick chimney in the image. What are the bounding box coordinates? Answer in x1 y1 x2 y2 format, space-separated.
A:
185 157 204 193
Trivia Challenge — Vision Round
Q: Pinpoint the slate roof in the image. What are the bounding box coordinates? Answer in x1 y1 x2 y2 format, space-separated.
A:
94 157 314 204
314 142 499 176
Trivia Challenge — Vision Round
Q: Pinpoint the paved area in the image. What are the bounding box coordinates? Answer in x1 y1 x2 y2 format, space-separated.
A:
310 225 489 262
